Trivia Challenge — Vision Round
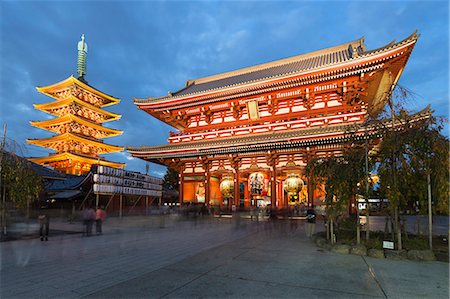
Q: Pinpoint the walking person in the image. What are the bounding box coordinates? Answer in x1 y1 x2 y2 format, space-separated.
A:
82 206 89 236
82 205 96 236
87 206 95 236
38 208 50 241
95 206 106 235
305 204 317 238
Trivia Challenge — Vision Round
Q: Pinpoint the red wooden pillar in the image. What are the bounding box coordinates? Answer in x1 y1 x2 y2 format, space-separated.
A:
178 173 184 206
244 181 250 207
307 172 314 207
204 160 211 208
233 175 239 209
277 181 283 209
232 156 240 210
270 162 277 209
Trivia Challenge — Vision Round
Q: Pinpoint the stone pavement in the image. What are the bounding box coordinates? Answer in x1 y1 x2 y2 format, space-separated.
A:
1 216 448 299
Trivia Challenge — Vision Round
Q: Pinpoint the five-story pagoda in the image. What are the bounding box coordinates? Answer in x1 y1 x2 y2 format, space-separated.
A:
28 35 125 175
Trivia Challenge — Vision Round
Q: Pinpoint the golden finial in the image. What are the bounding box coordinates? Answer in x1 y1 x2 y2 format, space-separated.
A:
77 34 88 80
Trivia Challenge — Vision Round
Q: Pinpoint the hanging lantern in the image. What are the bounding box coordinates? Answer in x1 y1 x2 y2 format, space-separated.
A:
248 172 269 196
283 174 304 194
220 175 234 197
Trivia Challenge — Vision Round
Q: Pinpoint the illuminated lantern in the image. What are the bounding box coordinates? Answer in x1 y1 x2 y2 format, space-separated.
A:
220 175 234 197
248 172 268 196
283 174 304 194
370 174 379 185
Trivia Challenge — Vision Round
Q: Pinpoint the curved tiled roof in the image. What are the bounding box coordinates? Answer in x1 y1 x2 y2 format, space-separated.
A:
37 76 120 107
45 173 91 191
128 122 356 153
127 105 431 160
175 47 354 96
136 32 418 104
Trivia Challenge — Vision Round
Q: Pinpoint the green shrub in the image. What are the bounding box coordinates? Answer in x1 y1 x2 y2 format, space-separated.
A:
338 216 357 232
364 238 383 249
403 237 428 250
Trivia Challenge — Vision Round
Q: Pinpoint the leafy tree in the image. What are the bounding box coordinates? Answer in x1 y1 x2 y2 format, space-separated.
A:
306 144 367 244
1 151 43 221
163 167 179 191
376 111 448 249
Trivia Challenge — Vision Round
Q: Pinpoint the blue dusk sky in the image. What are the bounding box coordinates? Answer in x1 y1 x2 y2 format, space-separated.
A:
0 1 448 178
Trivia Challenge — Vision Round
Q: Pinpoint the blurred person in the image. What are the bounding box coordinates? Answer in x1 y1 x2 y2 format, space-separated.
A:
95 206 107 235
38 208 50 241
82 205 96 236
305 204 317 238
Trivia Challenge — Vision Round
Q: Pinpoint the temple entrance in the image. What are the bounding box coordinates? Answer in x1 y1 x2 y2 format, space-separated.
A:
179 166 325 212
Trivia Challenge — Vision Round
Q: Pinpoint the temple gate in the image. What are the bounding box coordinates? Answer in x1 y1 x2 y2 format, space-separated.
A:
128 33 420 211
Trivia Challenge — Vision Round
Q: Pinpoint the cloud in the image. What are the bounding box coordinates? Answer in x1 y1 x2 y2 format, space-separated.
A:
1 0 448 175
17 103 32 113
150 169 166 177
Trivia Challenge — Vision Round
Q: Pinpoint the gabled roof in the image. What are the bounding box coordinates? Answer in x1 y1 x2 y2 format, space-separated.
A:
136 32 418 104
174 37 364 97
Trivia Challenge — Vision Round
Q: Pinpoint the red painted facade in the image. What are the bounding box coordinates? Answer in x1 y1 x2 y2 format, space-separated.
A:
128 33 420 211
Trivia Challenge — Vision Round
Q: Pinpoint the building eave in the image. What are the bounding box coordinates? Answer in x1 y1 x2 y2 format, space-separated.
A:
34 96 122 122
135 32 418 108
30 114 123 137
37 75 120 107
28 152 125 169
27 132 124 153
127 105 431 160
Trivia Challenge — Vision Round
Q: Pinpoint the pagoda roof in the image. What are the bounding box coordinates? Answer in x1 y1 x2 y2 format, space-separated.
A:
127 106 431 161
27 132 124 154
34 96 122 122
37 76 120 107
28 152 125 169
30 114 123 138
136 32 418 105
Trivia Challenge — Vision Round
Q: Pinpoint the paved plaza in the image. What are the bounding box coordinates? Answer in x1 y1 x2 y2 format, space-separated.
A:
1 216 448 298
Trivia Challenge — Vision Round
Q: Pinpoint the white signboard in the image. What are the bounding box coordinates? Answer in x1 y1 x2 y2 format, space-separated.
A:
383 241 394 250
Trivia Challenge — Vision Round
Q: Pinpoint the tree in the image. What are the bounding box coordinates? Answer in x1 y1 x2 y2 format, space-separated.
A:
306 144 367 244
306 157 340 243
163 167 179 191
1 151 43 232
376 111 448 249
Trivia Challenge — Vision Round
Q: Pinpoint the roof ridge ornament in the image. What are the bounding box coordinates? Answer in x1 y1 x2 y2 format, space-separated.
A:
77 34 88 82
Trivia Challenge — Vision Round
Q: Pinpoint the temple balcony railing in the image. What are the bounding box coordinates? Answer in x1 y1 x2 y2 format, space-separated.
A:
168 110 367 144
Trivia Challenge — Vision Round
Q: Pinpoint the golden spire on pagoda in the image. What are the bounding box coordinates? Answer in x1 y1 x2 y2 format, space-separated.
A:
27 35 125 175
77 34 88 81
